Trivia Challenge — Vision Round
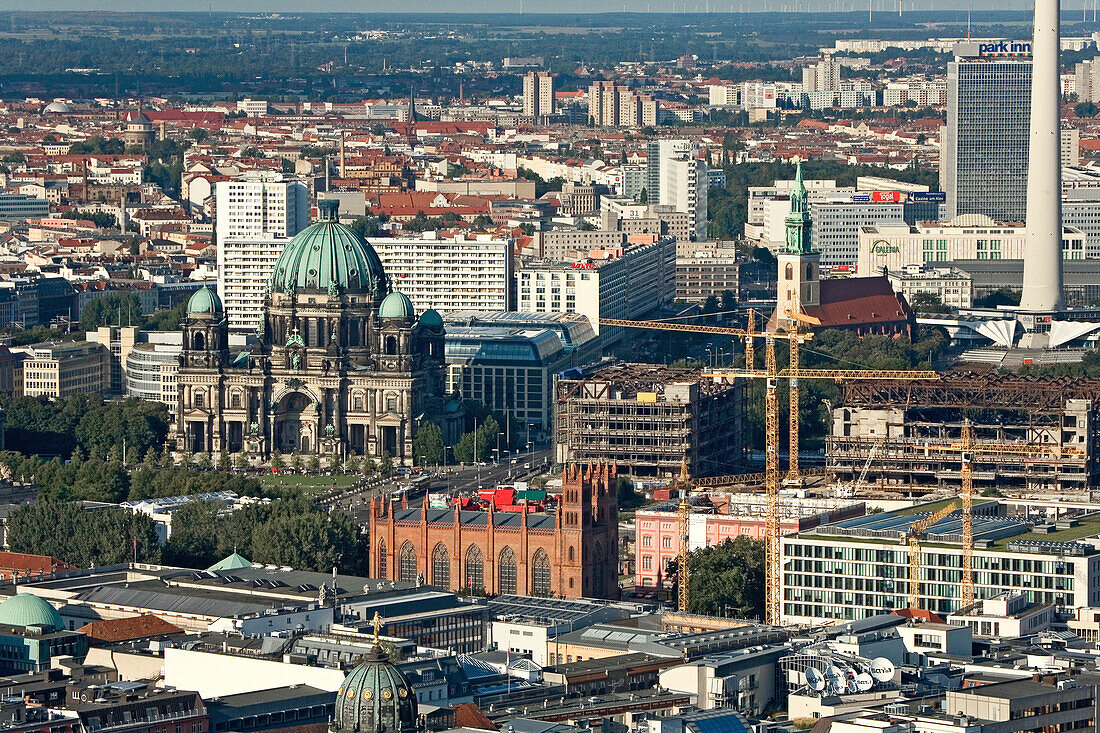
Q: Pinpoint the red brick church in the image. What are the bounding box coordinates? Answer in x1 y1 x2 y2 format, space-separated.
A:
368 462 619 599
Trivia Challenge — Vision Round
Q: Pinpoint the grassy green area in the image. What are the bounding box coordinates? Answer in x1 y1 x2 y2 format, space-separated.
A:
260 473 361 494
989 516 1100 550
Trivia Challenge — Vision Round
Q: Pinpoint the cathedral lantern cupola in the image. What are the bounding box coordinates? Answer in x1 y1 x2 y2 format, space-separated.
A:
181 286 228 368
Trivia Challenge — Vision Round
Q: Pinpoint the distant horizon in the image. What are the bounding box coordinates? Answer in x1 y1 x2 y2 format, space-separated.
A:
0 2 1066 14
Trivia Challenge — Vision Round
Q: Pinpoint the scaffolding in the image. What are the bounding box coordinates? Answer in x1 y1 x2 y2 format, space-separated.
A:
828 374 1100 494
554 363 744 478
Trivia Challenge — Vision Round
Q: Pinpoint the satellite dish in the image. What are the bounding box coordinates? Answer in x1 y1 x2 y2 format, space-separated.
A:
854 672 874 692
829 677 847 695
869 657 896 683
825 664 844 682
805 667 826 692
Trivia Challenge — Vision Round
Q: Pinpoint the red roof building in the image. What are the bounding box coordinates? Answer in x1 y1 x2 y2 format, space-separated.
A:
0 551 73 581
79 614 184 644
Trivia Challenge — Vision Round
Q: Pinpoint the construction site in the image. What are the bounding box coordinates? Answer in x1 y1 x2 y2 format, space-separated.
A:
826 373 1100 496
553 362 745 478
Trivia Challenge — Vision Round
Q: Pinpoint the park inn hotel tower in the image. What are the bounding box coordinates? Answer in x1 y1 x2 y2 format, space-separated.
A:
941 41 1033 222
174 200 457 463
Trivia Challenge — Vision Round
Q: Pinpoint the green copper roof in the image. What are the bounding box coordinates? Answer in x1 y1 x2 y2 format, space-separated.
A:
0 594 63 631
784 160 813 255
207 552 252 571
270 209 389 298
379 291 415 320
419 308 443 327
335 645 419 733
187 286 223 315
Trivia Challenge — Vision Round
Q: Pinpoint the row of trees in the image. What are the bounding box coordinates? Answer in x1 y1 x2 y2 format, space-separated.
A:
162 495 368 575
0 450 264 504
5 494 368 576
2 394 170 460
79 291 188 332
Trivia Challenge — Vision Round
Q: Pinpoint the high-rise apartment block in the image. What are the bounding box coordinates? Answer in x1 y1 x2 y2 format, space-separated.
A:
942 47 1032 222
801 57 842 92
522 71 555 120
215 173 309 331
588 82 657 127
646 140 708 241
368 232 513 313
1075 56 1100 102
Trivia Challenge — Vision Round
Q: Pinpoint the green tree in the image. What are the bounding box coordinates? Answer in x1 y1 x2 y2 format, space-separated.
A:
217 450 231 471
79 292 143 331
345 455 361 475
974 287 1021 308
162 499 223 568
909 291 951 314
671 537 765 618
412 423 444 465
290 453 303 473
379 451 394 478
617 476 643 510
721 289 737 311
271 451 285 471
6 502 159 568
306 454 320 474
233 453 251 472
197 452 213 469
1075 101 1099 117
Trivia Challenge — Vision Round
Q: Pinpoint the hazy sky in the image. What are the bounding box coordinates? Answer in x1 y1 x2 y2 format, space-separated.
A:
0 1 1050 12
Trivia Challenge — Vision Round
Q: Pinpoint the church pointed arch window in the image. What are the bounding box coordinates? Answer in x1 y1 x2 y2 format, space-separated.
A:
378 539 387 579
465 545 484 594
432 543 450 589
399 541 417 582
531 549 551 597
784 263 793 280
806 263 813 280
498 546 517 595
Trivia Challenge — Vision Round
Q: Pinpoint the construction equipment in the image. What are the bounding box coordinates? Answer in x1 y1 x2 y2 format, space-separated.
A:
899 501 958 610
674 459 693 612
600 314 938 624
921 420 1082 608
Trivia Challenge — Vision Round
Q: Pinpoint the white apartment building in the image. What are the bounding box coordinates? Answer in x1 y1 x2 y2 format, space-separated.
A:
215 173 309 330
740 82 777 110
708 84 739 106
514 237 676 346
857 215 1087 274
661 154 708 242
802 57 842 92
369 232 513 312
1075 57 1100 102
885 264 973 308
522 71 554 120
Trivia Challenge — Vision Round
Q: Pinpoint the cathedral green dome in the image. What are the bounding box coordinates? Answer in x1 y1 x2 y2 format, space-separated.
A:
187 287 223 315
379 291 415 320
270 203 389 298
334 645 419 733
0 594 63 632
418 309 443 328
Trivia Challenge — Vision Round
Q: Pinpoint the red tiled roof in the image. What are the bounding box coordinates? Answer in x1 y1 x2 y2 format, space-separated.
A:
0 551 73 576
800 277 912 328
79 614 183 643
453 703 497 731
892 608 945 623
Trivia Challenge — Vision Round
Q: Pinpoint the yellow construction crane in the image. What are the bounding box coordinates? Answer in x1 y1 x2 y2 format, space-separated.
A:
600 314 938 624
899 501 958 610
920 420 1083 608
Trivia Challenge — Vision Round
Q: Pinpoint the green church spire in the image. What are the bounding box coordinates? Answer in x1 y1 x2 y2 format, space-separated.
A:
784 161 813 255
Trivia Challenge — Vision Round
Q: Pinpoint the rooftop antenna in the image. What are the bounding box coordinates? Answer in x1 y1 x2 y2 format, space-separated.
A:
967 5 971 39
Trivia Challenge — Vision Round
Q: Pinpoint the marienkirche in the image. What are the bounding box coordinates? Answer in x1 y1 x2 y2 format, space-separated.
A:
174 200 450 463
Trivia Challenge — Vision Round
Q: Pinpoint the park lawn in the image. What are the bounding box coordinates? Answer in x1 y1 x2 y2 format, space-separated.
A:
260 473 361 494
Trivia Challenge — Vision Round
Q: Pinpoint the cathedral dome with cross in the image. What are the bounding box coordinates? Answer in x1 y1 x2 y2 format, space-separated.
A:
174 201 456 464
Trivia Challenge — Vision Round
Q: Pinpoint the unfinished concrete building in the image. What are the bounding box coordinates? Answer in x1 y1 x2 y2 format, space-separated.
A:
554 363 744 478
827 373 1099 494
